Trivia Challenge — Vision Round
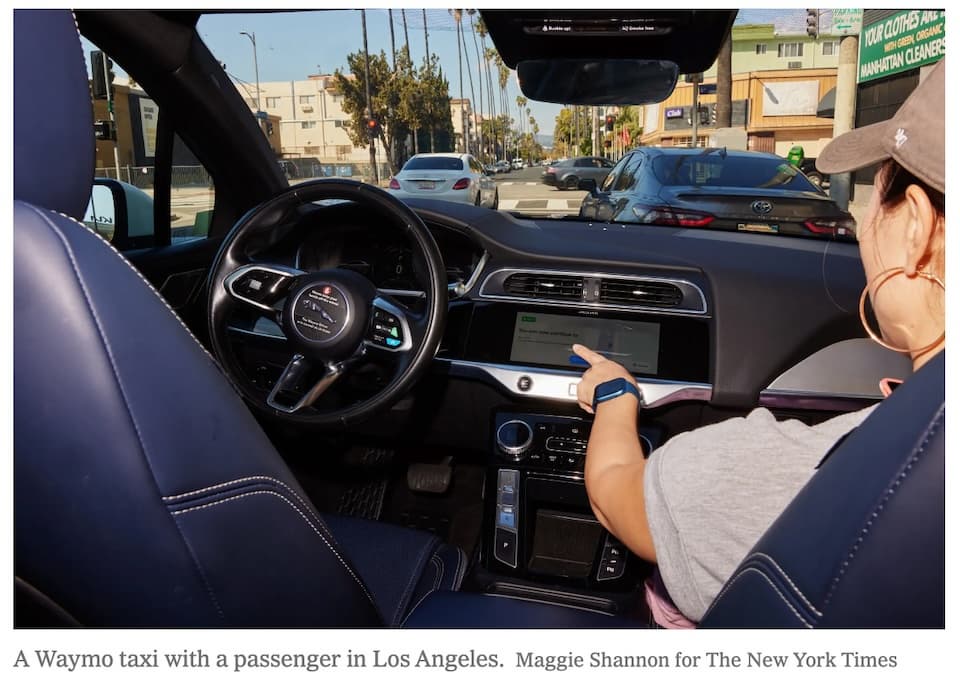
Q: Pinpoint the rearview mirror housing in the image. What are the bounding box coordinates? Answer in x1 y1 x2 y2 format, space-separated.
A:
517 58 678 105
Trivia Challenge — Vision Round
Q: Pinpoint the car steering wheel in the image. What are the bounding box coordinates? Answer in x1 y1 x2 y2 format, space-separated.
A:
207 179 447 427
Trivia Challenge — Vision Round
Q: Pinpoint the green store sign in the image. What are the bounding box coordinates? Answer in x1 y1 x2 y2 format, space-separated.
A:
859 10 945 83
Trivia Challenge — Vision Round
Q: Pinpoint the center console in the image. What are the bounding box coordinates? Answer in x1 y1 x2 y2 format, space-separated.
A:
482 411 662 598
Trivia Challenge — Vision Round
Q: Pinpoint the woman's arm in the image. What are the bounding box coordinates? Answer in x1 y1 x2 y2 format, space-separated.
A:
572 344 657 562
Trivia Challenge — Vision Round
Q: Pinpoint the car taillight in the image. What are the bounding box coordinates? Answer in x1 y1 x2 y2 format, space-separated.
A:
388 177 400 190
632 205 715 227
804 217 856 237
452 177 471 190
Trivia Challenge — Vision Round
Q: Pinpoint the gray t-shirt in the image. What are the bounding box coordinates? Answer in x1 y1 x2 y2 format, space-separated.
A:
644 406 875 622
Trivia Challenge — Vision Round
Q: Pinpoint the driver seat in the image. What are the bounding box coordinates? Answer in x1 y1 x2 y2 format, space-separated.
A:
14 9 464 627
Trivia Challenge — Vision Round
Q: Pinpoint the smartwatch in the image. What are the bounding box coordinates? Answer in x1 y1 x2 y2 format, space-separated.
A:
592 378 642 411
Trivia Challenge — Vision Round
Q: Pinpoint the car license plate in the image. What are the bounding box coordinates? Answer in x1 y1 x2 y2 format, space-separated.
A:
417 181 435 190
738 222 779 234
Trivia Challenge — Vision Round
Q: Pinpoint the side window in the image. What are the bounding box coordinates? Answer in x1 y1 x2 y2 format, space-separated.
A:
82 41 215 250
574 158 591 168
613 154 644 191
600 156 629 192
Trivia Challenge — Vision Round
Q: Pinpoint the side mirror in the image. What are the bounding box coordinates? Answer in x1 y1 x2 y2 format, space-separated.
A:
577 178 599 196
82 177 154 246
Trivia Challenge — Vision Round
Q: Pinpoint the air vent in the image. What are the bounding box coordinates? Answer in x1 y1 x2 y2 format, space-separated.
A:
503 273 584 301
599 278 683 307
787 61 802 69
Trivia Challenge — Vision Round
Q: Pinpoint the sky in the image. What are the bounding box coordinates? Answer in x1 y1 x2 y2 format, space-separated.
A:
82 7 812 143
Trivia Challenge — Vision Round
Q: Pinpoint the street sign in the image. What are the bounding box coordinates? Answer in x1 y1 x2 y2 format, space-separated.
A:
255 110 269 120
698 83 717 95
832 9 863 36
858 10 945 83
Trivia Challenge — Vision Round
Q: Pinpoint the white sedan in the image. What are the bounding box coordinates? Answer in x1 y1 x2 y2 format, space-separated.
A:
388 153 498 209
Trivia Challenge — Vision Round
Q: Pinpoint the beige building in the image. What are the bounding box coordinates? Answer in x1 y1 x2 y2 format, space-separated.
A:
450 98 474 153
236 74 378 162
641 68 837 157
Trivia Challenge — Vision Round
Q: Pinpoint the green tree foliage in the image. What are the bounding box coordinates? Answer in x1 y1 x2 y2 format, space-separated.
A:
334 48 453 174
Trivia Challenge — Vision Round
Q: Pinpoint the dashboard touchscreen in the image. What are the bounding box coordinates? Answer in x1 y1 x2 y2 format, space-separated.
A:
509 311 660 374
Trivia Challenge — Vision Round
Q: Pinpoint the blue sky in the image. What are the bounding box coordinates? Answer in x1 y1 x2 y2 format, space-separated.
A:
85 8 812 141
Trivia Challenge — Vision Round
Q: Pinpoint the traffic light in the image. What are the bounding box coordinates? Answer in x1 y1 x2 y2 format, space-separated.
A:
91 50 115 100
710 106 717 126
94 119 116 141
698 106 710 125
365 117 380 139
806 9 819 38
605 115 614 132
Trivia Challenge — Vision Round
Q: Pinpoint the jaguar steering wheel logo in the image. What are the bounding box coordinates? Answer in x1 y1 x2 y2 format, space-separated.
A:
751 200 773 215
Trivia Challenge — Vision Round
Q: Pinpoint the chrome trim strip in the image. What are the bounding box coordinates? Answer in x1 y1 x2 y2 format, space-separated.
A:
440 358 712 408
377 288 427 299
224 263 304 313
478 266 708 316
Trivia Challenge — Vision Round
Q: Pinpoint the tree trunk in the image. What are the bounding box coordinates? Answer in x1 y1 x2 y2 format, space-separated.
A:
716 30 733 128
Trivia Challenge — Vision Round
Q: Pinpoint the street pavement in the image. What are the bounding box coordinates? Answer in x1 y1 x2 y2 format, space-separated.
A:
492 166 587 216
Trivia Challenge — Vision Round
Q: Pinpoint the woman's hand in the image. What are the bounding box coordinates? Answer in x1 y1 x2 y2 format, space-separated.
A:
572 344 638 414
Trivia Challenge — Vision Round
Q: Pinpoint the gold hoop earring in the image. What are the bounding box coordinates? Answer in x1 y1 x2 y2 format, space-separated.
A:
859 266 945 354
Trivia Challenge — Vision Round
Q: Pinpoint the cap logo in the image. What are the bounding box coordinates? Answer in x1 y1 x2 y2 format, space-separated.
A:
894 127 908 149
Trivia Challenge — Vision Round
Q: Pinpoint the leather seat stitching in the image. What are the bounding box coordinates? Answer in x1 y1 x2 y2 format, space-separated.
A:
393 538 439 626
29 205 226 620
824 408 944 606
706 567 813 628
751 553 822 616
171 489 377 608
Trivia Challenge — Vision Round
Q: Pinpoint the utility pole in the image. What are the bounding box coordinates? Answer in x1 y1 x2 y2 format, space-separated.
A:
830 34 859 210
240 31 262 138
716 30 732 127
690 74 701 148
388 9 396 70
99 53 120 179
592 106 599 156
360 10 378 183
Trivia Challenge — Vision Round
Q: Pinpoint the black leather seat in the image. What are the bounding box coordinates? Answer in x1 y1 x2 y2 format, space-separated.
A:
13 9 464 628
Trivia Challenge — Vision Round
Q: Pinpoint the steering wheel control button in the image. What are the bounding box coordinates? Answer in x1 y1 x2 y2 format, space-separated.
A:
496 420 534 460
369 307 407 350
494 527 518 568
517 375 533 392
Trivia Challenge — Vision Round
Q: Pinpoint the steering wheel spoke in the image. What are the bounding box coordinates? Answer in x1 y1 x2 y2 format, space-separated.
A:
224 263 305 317
266 352 361 414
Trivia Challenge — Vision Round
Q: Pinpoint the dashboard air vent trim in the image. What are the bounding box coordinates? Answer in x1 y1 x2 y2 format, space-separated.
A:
479 268 708 316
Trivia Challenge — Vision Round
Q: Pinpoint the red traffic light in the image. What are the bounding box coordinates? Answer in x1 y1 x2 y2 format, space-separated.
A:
604 115 614 132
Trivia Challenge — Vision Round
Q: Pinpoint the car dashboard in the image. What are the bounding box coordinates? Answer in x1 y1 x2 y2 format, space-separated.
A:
226 196 910 608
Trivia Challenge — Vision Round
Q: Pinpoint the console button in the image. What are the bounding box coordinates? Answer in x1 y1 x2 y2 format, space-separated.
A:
527 452 544 466
494 528 518 568
497 505 517 529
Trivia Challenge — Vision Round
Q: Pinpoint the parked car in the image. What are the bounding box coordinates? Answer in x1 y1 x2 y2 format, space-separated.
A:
578 147 855 239
483 163 497 176
494 160 511 173
511 157 525 171
541 156 616 190
387 153 498 209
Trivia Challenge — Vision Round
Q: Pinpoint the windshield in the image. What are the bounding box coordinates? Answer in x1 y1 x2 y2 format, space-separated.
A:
651 153 816 191
192 8 945 242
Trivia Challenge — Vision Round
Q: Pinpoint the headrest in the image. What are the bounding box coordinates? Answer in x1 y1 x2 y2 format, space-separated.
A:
14 10 95 219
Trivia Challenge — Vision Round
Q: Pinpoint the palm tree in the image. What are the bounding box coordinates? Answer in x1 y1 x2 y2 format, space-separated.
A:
449 9 466 153
459 14 478 159
468 10 486 162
